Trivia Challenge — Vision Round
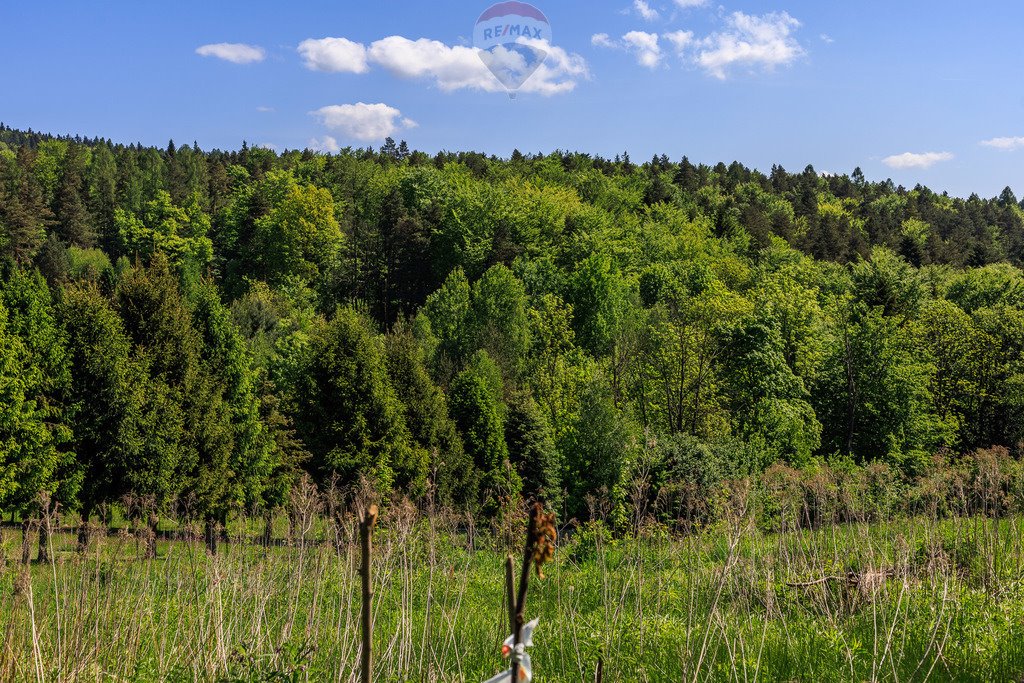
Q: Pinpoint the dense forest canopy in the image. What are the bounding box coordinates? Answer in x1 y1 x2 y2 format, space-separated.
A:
2 122 1024 527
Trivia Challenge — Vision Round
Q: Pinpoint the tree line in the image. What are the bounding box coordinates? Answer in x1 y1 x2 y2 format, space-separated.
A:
1 123 1023 544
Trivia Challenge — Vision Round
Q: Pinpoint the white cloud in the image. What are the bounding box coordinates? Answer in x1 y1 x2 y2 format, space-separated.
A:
622 31 662 68
256 105 274 113
882 151 954 170
369 36 493 90
308 136 340 153
820 34 835 44
634 0 660 21
596 31 663 69
596 11 804 79
311 103 417 142
195 43 265 64
674 0 707 6
519 39 591 95
256 142 277 150
980 136 1024 151
297 34 587 95
298 37 369 73
367 35 587 95
696 11 804 79
664 30 695 51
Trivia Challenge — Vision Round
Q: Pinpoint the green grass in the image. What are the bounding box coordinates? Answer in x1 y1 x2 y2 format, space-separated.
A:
3 512 1024 681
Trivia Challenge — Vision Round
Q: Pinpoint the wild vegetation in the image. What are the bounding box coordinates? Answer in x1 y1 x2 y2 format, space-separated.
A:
4 454 1024 681
2 124 1024 679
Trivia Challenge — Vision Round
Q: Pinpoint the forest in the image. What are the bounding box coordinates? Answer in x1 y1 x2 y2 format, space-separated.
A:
1 122 1024 542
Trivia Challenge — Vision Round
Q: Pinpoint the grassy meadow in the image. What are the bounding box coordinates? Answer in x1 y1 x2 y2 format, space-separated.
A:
3 500 1024 682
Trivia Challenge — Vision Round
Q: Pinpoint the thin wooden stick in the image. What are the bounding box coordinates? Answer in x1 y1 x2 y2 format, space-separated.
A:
505 555 516 636
785 575 849 587
359 504 378 683
785 569 895 588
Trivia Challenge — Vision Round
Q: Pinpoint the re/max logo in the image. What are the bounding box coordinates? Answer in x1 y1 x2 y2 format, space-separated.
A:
482 24 544 41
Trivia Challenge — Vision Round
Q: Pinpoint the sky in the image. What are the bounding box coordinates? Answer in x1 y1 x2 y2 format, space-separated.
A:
3 0 1024 198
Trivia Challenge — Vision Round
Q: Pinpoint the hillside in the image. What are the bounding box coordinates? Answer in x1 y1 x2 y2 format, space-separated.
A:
1 125 1023 527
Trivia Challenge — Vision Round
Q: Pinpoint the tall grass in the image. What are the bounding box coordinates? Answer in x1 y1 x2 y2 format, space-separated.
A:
3 452 1024 681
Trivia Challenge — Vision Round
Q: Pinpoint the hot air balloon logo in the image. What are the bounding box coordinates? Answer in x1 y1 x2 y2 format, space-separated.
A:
473 2 551 98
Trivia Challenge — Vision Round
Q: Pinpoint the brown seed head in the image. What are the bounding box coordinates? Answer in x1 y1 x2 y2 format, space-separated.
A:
531 504 557 578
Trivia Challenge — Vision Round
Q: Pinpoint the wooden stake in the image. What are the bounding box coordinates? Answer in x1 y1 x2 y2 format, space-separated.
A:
359 504 378 683
511 506 541 682
205 516 217 556
20 519 31 565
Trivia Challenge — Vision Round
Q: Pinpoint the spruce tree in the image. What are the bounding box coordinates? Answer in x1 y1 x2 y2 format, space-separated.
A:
117 255 233 548
0 268 76 560
293 307 422 495
1 147 52 265
60 284 146 541
448 350 520 510
54 143 95 247
385 321 477 506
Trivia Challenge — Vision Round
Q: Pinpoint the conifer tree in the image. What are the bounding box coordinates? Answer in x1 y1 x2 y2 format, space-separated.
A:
54 143 95 247
60 284 146 541
293 307 423 495
449 350 520 510
1 147 52 265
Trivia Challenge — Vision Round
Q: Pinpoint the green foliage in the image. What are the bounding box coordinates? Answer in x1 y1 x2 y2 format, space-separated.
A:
946 262 1024 312
559 374 632 521
419 267 472 375
851 247 923 318
448 350 518 509
116 190 213 270
191 282 276 510
54 143 95 248
0 147 52 265
2 126 1024 525
505 390 561 509
470 263 530 378
722 316 821 466
60 284 146 515
0 268 76 511
566 253 629 357
813 301 948 469
246 173 342 287
0 297 65 512
384 321 474 506
67 246 113 281
292 307 423 495
116 255 231 515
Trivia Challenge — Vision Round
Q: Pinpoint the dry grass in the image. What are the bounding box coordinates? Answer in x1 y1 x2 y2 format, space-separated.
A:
2 491 1024 682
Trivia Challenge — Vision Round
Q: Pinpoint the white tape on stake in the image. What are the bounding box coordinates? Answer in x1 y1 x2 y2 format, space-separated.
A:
482 618 540 683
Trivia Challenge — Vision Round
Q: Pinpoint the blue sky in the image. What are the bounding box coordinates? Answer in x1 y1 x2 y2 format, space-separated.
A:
4 0 1023 198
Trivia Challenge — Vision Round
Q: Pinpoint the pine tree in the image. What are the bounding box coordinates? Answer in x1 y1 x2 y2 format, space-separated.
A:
191 282 275 511
505 390 561 510
0 298 60 518
0 269 76 560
